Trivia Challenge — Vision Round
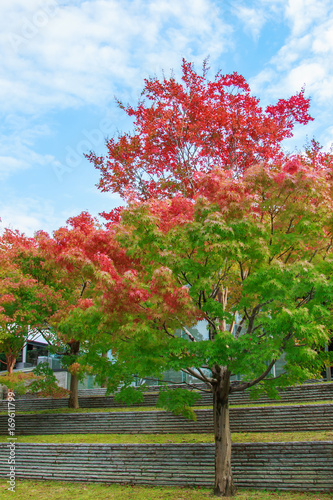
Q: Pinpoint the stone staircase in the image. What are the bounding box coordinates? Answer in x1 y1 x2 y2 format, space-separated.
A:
1 381 332 412
0 381 332 492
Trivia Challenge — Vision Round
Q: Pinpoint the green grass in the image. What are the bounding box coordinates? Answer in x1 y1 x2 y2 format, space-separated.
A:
0 430 331 444
0 480 332 500
1 399 332 416
230 399 333 408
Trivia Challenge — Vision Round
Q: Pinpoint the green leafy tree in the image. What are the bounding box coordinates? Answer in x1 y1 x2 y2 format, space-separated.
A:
95 159 333 496
86 59 332 496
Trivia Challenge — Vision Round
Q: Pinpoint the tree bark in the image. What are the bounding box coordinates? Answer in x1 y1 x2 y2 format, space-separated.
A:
5 354 17 401
6 354 16 375
68 372 79 409
68 340 80 409
212 365 236 497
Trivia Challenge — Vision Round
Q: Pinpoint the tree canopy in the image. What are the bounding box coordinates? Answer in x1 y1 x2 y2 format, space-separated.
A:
88 59 313 201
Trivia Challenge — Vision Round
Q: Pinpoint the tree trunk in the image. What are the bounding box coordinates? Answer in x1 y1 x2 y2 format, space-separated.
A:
6 354 16 375
212 365 236 497
68 340 80 409
68 372 79 409
5 354 17 401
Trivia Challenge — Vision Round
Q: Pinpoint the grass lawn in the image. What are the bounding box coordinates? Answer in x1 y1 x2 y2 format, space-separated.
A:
0 400 332 416
0 430 331 444
0 480 332 500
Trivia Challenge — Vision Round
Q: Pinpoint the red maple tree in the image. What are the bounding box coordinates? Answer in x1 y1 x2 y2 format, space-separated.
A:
88 59 313 201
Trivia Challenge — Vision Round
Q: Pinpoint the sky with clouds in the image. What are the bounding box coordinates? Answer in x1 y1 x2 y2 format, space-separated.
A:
1 0 333 235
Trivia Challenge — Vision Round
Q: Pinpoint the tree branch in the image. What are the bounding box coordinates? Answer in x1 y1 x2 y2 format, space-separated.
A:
180 325 196 342
163 323 176 338
181 367 212 385
230 358 276 393
234 315 246 338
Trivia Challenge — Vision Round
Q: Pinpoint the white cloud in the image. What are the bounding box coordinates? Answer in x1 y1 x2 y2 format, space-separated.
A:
269 34 312 73
0 0 232 116
0 0 232 237
320 125 333 150
0 196 71 236
234 5 267 40
249 0 333 149
285 0 330 36
287 62 328 95
0 156 28 179
0 0 234 211
219 0 332 156
0 121 56 180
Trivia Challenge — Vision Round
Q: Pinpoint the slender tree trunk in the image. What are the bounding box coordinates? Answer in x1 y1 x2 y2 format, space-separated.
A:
68 372 79 408
5 354 17 401
6 354 16 375
68 340 80 409
212 365 236 497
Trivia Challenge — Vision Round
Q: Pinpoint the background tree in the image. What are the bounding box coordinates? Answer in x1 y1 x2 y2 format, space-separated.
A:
36 211 143 408
0 213 140 408
0 219 105 408
34 213 106 408
0 230 60 375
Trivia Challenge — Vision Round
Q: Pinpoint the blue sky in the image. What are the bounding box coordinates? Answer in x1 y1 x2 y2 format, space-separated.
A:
2 0 333 235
